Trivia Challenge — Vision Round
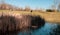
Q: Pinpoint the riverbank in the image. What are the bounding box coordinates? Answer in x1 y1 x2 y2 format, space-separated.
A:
0 10 60 23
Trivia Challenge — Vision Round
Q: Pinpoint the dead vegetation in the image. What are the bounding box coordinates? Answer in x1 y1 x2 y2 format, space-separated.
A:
0 14 45 35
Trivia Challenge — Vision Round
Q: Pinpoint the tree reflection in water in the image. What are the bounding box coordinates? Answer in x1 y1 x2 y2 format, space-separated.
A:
50 24 60 35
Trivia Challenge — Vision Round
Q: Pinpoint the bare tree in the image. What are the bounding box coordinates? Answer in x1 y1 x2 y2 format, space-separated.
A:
58 3 60 12
24 6 31 11
53 0 60 12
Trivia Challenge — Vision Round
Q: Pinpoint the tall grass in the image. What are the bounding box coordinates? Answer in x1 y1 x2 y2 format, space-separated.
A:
0 14 45 35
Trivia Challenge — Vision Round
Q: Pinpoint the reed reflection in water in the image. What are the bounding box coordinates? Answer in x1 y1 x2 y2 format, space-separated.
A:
18 23 57 35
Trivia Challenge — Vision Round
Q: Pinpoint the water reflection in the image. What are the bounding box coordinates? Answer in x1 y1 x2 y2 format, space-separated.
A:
50 23 60 35
0 22 60 35
18 23 58 35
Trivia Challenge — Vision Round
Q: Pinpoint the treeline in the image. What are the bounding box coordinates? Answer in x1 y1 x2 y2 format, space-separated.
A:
0 3 44 12
0 3 59 12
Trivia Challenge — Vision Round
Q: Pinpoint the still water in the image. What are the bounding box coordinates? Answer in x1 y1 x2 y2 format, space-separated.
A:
17 22 60 35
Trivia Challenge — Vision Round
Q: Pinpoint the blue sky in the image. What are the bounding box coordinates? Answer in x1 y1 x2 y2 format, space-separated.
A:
0 0 54 9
